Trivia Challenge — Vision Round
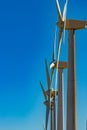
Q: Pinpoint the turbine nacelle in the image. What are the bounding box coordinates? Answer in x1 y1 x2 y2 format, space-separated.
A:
57 21 64 28
57 19 87 30
46 88 58 98
50 60 56 69
50 61 68 69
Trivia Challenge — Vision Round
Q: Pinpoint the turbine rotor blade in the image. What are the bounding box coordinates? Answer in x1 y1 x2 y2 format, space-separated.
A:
51 29 56 78
40 81 47 100
63 0 68 21
58 28 63 52
56 0 62 21
45 59 51 90
52 43 55 61
63 0 68 41
53 29 57 60
51 68 54 78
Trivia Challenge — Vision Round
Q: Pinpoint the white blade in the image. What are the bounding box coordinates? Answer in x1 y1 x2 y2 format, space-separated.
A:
51 29 57 77
58 28 63 52
63 0 68 42
63 0 68 21
53 28 57 60
56 0 62 21
45 59 51 90
39 81 47 100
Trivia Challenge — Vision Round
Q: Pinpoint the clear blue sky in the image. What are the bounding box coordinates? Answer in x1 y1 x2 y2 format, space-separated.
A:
0 0 87 130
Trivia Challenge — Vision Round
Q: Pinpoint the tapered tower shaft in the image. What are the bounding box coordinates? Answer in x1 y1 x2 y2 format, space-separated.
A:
50 61 67 130
54 96 56 130
52 108 54 130
50 97 56 130
52 97 56 130
51 106 53 130
67 30 76 130
58 69 63 130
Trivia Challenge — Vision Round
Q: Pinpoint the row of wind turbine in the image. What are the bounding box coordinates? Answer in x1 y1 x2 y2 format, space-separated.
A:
40 59 58 130
40 0 69 129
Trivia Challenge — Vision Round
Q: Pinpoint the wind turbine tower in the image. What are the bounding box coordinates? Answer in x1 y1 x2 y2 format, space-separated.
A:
40 59 58 130
50 28 68 130
50 61 68 130
57 62 67 130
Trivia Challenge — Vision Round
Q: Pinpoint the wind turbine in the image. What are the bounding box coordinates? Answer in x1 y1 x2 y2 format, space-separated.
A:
39 59 51 130
50 60 68 130
50 29 60 130
56 0 87 40
40 59 58 130
56 0 68 52
50 30 68 130
56 1 87 130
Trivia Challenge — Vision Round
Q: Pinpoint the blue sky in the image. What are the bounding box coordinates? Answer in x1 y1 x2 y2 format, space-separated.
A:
0 0 87 130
